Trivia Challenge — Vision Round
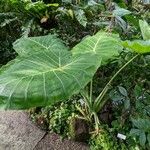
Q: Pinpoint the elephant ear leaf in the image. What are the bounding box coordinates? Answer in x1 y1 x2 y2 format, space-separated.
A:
0 34 101 110
72 31 123 65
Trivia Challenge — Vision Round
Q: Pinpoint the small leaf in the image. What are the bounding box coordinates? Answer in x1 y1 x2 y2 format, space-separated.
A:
139 132 146 147
131 119 142 129
130 129 141 136
118 86 128 97
109 89 124 103
88 0 98 6
113 7 131 17
25 2 46 11
122 40 150 54
134 85 142 99
68 9 74 19
74 9 87 27
62 0 72 3
139 20 150 40
124 98 130 109
115 16 127 32
0 17 18 27
47 3 59 7
147 134 150 146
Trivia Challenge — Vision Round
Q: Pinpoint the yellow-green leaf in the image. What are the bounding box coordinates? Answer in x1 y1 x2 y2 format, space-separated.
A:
122 40 150 54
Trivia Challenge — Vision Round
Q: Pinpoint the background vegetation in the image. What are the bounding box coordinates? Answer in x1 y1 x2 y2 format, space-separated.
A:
0 0 150 149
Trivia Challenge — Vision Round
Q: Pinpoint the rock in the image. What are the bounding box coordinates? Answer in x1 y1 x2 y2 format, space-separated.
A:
69 117 90 142
0 111 45 150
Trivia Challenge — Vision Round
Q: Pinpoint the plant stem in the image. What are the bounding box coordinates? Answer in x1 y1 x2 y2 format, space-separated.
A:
94 54 139 112
90 80 93 104
93 112 100 133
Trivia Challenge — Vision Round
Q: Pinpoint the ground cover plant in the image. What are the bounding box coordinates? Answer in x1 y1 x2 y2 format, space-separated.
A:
0 0 150 149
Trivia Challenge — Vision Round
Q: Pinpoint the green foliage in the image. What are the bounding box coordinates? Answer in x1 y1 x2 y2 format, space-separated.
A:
0 0 21 65
1 0 147 67
122 20 150 54
0 0 45 66
109 119 140 149
109 86 130 110
0 31 122 109
30 98 80 137
134 85 150 117
89 127 127 150
122 40 150 54
113 5 131 32
113 7 131 17
139 20 150 40
48 101 77 137
0 0 150 149
108 54 150 149
130 119 150 148
74 9 87 27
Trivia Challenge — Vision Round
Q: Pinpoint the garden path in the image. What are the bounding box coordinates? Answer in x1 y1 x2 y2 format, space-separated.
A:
0 111 89 150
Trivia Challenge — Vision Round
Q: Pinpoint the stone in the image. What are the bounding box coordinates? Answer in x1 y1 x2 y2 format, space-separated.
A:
0 111 45 150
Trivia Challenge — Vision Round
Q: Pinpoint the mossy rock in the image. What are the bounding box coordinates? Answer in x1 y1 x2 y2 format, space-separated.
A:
68 117 90 142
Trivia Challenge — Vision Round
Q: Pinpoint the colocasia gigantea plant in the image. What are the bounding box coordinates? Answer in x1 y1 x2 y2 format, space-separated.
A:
0 20 149 132
0 31 122 109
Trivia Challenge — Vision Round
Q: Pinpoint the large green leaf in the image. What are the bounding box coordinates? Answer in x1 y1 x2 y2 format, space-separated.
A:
0 31 122 110
122 40 150 54
72 32 123 65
